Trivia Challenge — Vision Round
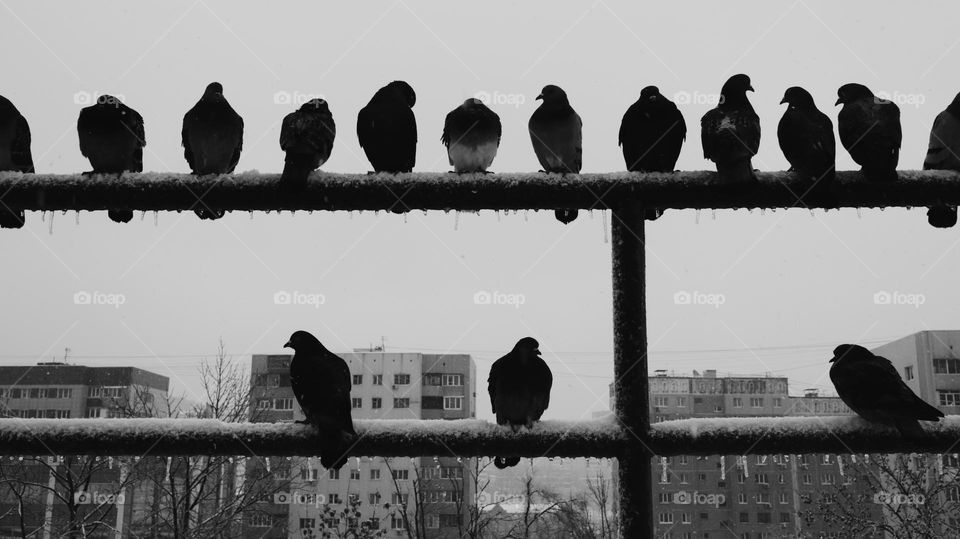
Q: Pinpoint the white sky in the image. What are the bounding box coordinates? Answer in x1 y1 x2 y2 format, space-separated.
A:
2 1 959 420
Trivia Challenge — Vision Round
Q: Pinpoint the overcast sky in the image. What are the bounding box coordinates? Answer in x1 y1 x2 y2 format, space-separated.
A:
2 1 959 420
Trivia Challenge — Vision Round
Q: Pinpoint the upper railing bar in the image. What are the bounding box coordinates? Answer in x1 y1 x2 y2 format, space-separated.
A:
2 171 960 212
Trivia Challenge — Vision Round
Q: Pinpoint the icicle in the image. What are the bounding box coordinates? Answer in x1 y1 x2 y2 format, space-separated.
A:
760 209 765 216
602 211 609 244
108 457 114 469
524 210 529 221
454 212 460 231
695 209 701 224
711 209 716 220
742 455 749 477
60 210 66 216
75 211 80 225
720 456 726 480
355 457 361 466
433 457 439 463
660 457 668 483
937 455 944 475
856 208 862 219
851 454 857 464
265 457 271 472
140 211 146 221
809 209 815 218
837 455 844 477
153 211 158 226
403 213 408 224
249 211 254 220
496 210 501 222
589 209 594 220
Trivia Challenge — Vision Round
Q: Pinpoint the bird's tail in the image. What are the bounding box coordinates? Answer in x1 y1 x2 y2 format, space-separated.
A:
716 159 757 187
281 153 315 189
894 419 926 438
927 205 957 228
0 208 25 229
494 456 521 469
319 431 356 471
108 210 134 224
555 209 578 224
194 208 225 221
862 166 898 183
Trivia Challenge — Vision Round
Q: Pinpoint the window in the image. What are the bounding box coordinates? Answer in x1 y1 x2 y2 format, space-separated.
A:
329 468 340 480
86 408 102 418
821 473 836 485
55 388 72 399
658 493 672 503
352 397 362 409
9 388 22 399
739 512 749 523
679 455 688 465
328 493 342 504
394 398 410 409
757 512 771 524
676 397 687 407
655 397 669 406
349 469 360 480
756 455 767 465
733 397 743 408
394 374 410 385
370 468 381 480
658 513 673 524
934 358 960 374
773 397 782 407
821 454 831 464
372 397 382 409
803 473 812 485
391 516 405 530
713 405 722 412
778 473 785 484
423 374 442 386
756 472 768 485
439 466 463 479
299 518 315 529
352 374 363 385
422 396 443 409
391 493 408 505
392 469 409 480
946 486 960 502
426 514 439 528
680 512 690 524
372 374 383 385
301 468 319 481
737 473 746 484
256 399 272 410
248 513 272 527
944 454 960 468
737 493 746 504
780 512 791 523
904 366 914 380
443 396 463 410
439 514 460 527
443 374 463 386
274 398 294 410
369 492 381 504
750 397 763 407
679 472 688 483
757 493 770 505
939 391 960 406
779 493 788 504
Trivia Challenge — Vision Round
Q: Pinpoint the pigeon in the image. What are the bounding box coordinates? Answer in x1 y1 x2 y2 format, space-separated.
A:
487 337 553 468
357 81 416 173
830 344 943 437
701 74 760 186
619 86 686 219
0 96 33 229
529 85 583 224
441 98 501 173
280 98 336 190
778 86 836 204
836 83 901 182
922 91 960 228
77 95 145 223
181 82 243 220
285 330 356 470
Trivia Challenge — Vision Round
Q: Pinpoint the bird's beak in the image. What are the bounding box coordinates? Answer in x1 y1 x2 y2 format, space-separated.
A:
779 97 786 105
834 98 842 106
536 94 543 101
748 85 755 92
283 341 292 349
828 356 837 363
534 348 541 356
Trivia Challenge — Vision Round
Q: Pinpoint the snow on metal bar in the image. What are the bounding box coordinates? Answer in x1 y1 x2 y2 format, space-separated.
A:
1 170 960 212
0 416 957 457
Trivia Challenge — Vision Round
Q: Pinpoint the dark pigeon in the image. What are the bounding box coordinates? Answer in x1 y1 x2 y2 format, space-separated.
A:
619 86 686 219
529 85 583 224
0 96 33 229
778 86 836 205
836 83 901 182
441 98 501 173
488 337 553 468
285 330 356 470
923 92 960 228
830 344 943 437
701 74 761 186
77 95 145 223
182 82 243 220
357 81 416 173
280 98 336 189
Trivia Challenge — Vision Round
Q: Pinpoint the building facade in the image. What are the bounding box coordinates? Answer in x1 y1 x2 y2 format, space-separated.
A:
246 351 477 539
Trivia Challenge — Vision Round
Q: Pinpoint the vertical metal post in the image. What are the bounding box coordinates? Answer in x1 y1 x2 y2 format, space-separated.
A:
611 205 651 537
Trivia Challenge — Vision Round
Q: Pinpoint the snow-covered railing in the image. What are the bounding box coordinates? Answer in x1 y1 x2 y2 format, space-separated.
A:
2 170 960 211
1 417 958 457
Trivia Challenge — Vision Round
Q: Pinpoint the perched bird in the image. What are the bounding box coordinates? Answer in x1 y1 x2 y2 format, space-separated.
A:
441 98 501 173
529 85 583 224
77 95 145 223
0 96 33 229
701 74 761 185
488 337 553 468
280 98 336 189
830 344 943 437
923 92 960 228
836 83 901 182
357 81 417 173
181 82 243 220
619 86 686 220
285 330 356 470
778 86 836 204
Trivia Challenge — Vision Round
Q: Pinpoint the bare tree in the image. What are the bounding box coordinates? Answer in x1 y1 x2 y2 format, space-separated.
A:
449 457 512 539
500 474 563 539
383 458 426 539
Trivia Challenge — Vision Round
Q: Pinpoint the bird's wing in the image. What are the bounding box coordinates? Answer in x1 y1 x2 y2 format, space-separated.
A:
487 357 503 414
12 113 33 173
878 101 902 149
700 109 720 159
181 111 195 170
77 108 92 158
492 109 502 145
228 113 243 172
329 354 356 435
441 109 454 146
924 111 960 170
356 105 373 150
